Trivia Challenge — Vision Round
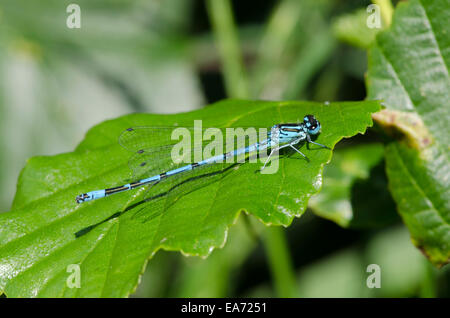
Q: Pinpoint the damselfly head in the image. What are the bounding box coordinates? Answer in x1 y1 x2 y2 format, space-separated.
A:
303 115 321 135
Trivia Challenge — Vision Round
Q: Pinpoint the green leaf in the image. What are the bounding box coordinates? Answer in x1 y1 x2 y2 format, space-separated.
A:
309 143 398 228
0 99 380 297
366 0 450 266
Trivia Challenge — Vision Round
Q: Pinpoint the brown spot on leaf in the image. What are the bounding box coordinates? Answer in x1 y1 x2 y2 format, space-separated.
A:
372 109 433 150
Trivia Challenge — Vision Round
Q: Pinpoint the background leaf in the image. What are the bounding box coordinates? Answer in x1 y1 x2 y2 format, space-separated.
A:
366 0 450 266
0 99 380 297
309 143 399 228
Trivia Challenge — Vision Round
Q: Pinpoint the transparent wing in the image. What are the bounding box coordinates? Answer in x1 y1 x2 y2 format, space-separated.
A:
118 125 271 222
125 140 227 181
125 145 181 181
119 126 186 153
129 159 240 223
118 125 270 153
120 126 268 180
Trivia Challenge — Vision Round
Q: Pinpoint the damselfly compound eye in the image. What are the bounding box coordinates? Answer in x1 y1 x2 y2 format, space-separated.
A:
303 115 321 135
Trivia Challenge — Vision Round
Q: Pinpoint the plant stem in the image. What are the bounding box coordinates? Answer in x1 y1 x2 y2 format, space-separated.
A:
420 259 437 298
372 0 394 27
205 0 297 297
263 226 297 297
283 29 336 99
205 0 249 99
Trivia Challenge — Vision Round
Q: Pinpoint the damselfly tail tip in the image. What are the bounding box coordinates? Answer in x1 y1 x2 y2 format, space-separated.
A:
76 193 88 204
